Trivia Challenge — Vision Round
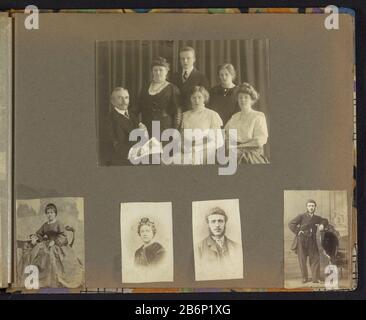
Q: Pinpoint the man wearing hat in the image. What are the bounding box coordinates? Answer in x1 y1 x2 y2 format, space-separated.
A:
196 206 240 278
288 200 329 284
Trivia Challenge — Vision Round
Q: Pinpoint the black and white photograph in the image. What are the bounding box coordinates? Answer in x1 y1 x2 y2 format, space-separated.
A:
96 40 270 166
192 199 243 281
15 198 85 289
120 202 174 283
284 191 350 289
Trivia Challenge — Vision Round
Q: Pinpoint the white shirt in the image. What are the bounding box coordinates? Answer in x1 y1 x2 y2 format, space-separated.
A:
225 110 268 146
182 66 194 80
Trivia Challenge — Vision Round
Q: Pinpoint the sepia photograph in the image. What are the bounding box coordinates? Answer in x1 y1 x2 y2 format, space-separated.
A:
15 198 85 289
120 202 174 284
96 39 270 167
192 199 243 281
284 191 350 289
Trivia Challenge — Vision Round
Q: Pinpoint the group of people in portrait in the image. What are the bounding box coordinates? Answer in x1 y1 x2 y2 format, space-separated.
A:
103 45 269 166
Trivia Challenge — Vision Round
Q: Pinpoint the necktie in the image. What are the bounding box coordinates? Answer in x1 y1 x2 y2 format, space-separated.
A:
215 238 224 248
183 71 188 82
124 110 130 119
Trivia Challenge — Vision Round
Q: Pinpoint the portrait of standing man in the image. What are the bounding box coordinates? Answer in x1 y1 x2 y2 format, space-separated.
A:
288 199 329 284
285 191 351 289
171 46 209 112
192 199 243 281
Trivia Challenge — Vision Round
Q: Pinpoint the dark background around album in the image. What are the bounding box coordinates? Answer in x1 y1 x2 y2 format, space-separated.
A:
12 12 354 289
0 0 365 301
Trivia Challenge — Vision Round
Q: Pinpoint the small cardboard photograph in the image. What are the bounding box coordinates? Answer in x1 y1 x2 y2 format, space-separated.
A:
284 190 350 289
120 202 174 284
192 199 243 281
15 198 85 289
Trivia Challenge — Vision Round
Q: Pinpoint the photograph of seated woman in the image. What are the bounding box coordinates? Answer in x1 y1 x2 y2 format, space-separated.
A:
180 86 224 164
134 217 166 267
225 83 269 164
134 57 182 138
209 63 240 126
18 203 84 288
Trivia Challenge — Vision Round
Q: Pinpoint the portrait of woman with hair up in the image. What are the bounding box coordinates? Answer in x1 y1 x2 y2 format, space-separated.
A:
180 86 224 165
209 63 240 126
136 56 182 138
134 217 166 267
121 202 173 283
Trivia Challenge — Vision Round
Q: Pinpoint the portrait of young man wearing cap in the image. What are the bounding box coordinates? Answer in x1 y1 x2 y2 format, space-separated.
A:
288 199 329 284
195 206 243 281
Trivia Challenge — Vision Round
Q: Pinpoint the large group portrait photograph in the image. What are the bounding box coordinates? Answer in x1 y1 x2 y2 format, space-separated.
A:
96 39 270 167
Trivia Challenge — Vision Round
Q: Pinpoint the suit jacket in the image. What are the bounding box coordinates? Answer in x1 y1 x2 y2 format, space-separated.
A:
171 68 209 111
288 212 329 251
106 108 139 165
197 235 239 265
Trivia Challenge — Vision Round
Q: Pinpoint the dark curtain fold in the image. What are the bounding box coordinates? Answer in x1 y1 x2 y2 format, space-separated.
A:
97 40 270 165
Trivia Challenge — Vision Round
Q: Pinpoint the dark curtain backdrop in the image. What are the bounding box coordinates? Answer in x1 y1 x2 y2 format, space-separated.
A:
96 40 270 164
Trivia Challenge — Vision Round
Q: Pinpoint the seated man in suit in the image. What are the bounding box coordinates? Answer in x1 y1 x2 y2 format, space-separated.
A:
106 87 146 165
171 46 209 113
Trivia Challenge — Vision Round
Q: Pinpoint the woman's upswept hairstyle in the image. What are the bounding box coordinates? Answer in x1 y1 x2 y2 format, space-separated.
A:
151 56 170 71
45 203 58 216
137 217 157 236
236 82 260 102
190 86 210 104
217 63 236 81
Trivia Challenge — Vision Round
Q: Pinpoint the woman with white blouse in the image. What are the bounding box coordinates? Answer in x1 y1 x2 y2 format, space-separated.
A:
180 86 224 164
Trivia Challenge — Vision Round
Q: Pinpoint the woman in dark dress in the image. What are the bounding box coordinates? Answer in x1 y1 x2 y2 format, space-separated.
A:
134 217 165 267
209 63 240 126
137 57 182 138
18 203 84 288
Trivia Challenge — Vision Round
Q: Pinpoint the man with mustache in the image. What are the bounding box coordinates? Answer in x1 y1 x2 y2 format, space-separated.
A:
289 199 329 284
196 207 239 270
106 87 146 165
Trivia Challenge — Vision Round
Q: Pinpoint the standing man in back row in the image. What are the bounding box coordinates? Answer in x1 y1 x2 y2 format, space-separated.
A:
288 199 329 284
171 46 209 113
